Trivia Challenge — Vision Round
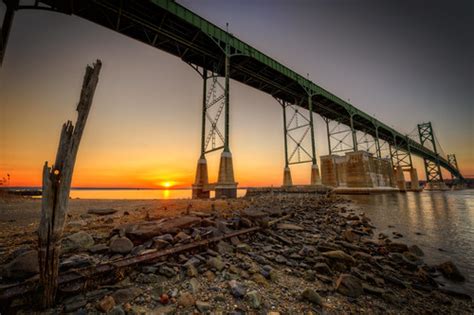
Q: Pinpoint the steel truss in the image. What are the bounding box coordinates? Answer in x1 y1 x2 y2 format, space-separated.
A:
357 131 377 155
278 98 315 166
447 154 460 181
417 122 443 182
324 118 354 155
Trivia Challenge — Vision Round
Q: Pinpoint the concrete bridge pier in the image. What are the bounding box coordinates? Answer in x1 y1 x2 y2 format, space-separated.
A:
395 165 407 191
283 166 293 187
192 157 210 199
215 151 237 198
310 163 321 185
408 167 421 191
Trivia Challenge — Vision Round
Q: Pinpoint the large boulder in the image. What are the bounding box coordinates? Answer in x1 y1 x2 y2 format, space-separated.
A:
1 250 39 279
62 231 94 252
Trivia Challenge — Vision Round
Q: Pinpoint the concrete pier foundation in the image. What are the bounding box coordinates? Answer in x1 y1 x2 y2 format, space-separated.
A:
408 168 421 191
395 166 406 192
310 163 321 185
320 151 397 193
192 158 210 199
425 181 449 191
283 167 293 187
215 151 237 198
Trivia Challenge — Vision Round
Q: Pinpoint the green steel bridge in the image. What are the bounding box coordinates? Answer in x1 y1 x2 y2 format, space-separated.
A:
1 0 464 194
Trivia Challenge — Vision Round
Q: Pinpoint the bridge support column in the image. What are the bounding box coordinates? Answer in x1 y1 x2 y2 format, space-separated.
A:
395 165 406 191
308 94 321 185
0 0 18 66
409 167 420 191
283 167 293 187
417 122 446 190
215 53 237 198
192 70 210 198
192 53 236 199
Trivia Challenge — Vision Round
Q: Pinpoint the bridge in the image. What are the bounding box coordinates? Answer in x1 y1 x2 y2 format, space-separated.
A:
1 0 464 196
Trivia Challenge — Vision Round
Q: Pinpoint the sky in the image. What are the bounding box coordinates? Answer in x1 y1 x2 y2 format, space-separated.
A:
0 0 473 188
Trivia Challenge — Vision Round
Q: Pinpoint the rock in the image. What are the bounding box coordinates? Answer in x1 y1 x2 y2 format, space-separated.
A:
153 305 175 315
251 273 269 287
96 295 115 313
195 300 212 313
275 255 288 264
246 290 261 309
437 261 465 281
189 277 200 294
314 262 333 275
229 280 246 298
216 240 234 254
187 264 198 277
204 270 216 281
110 237 134 254
63 231 94 252
112 287 142 304
160 293 169 305
89 243 109 254
174 231 191 242
301 288 323 306
207 257 225 271
336 274 363 298
124 216 201 242
108 306 125 315
159 265 177 278
60 254 98 271
343 229 359 243
386 242 408 253
177 292 195 308
2 250 39 279
88 208 118 215
322 250 355 265
276 223 304 231
63 294 87 313
362 283 385 295
408 245 424 257
136 273 160 284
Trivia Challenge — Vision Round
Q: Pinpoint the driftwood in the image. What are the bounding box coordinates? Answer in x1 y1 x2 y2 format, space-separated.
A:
38 60 102 308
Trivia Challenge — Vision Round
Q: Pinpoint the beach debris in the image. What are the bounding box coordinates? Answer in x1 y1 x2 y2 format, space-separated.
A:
0 194 471 314
38 60 102 308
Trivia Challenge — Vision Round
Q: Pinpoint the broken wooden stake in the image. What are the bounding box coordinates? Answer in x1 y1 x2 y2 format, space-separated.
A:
38 60 102 308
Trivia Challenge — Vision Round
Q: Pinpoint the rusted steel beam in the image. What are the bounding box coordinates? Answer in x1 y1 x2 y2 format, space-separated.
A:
0 226 261 302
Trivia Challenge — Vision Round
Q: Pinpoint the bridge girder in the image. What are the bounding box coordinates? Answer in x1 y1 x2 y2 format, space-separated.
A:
1 0 463 181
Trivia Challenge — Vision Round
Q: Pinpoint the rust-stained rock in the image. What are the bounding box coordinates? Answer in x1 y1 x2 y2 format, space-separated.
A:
122 216 201 242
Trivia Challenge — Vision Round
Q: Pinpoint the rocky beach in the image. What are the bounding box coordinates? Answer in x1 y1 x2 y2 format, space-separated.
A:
0 192 473 314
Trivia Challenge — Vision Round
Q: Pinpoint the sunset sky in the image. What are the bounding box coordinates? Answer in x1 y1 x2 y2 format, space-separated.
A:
0 0 473 188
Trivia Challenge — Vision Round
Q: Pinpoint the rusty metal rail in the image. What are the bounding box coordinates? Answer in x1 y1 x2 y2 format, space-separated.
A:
0 226 261 302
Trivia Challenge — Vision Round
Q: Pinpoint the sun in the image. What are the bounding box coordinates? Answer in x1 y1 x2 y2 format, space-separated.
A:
161 181 175 188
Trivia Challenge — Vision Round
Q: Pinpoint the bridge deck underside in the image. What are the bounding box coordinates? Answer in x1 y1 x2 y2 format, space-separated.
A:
33 0 461 179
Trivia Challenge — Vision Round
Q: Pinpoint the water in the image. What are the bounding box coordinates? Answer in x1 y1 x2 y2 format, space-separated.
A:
349 190 474 296
68 188 247 199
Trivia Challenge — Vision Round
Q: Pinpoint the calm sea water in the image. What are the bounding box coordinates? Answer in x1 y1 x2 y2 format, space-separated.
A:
69 188 247 199
349 190 474 296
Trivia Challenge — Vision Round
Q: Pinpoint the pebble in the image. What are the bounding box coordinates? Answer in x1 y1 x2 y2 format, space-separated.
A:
301 288 323 306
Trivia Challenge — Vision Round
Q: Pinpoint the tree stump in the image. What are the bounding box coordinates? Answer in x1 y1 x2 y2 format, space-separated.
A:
38 60 102 308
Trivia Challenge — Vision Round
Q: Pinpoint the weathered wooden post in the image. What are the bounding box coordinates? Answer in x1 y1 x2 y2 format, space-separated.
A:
38 60 102 308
